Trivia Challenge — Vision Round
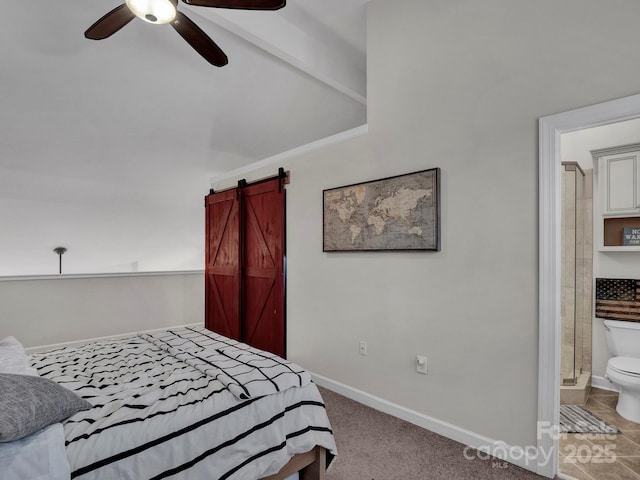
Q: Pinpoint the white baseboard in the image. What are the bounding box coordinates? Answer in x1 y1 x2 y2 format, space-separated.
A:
311 373 542 475
591 374 620 393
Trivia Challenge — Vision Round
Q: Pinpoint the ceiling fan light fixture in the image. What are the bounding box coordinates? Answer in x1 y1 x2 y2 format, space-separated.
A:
126 0 178 24
86 0 280 65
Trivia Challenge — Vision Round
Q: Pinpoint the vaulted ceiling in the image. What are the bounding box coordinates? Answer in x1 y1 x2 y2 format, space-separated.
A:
0 0 367 275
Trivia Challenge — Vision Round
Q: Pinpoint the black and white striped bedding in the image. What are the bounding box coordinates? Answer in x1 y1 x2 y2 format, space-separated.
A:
29 327 336 480
141 328 312 400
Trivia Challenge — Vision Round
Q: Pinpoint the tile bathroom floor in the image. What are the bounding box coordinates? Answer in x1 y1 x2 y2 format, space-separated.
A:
560 387 640 479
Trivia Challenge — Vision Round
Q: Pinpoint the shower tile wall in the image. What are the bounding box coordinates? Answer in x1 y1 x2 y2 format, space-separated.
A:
561 167 576 382
561 166 593 383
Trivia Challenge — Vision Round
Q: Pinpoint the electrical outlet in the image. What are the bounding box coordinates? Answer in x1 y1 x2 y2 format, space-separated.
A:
359 340 368 356
416 355 427 374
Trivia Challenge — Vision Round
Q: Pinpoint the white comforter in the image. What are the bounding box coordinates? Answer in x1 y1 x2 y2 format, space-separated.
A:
29 327 336 480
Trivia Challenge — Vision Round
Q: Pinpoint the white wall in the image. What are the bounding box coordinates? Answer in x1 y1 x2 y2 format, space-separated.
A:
0 272 204 348
562 121 640 377
213 0 640 451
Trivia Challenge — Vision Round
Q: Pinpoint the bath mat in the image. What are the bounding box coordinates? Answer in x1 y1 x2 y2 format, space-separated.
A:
559 405 620 434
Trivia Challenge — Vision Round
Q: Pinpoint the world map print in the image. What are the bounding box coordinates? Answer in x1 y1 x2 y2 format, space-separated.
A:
323 168 440 251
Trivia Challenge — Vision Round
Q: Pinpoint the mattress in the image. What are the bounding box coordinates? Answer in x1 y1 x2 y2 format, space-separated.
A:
28 326 336 480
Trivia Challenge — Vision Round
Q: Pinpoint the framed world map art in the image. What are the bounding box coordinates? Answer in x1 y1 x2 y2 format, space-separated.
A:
323 167 440 252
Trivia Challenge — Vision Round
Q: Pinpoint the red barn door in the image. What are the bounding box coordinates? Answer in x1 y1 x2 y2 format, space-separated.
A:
205 175 286 357
205 189 241 341
242 180 285 357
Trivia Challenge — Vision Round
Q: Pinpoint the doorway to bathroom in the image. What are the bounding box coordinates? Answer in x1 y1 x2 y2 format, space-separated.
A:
538 94 640 479
556 121 640 479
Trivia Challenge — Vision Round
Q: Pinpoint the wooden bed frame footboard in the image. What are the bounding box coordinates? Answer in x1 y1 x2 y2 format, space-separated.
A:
261 446 327 480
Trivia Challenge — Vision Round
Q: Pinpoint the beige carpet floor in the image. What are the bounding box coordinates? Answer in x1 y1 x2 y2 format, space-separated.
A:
319 387 550 480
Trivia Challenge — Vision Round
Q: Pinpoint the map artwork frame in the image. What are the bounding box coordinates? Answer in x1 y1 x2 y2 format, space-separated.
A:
323 168 440 252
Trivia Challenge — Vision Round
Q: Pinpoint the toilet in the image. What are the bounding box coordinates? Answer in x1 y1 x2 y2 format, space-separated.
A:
604 319 640 423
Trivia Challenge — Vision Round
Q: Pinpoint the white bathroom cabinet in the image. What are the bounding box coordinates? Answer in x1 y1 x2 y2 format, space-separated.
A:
593 143 640 250
594 144 640 216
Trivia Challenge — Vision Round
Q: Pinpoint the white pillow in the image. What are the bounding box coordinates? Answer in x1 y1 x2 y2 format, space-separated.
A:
0 337 72 480
0 424 70 480
0 336 23 348
0 336 34 375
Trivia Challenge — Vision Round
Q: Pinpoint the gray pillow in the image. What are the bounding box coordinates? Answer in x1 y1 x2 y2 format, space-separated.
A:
0 373 92 442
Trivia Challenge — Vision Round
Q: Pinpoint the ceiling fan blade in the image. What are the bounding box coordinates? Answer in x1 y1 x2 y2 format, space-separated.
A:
181 0 285 10
85 4 136 40
171 12 229 66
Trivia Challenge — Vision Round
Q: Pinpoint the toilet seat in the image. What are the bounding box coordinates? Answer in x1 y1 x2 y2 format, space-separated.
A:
608 356 640 378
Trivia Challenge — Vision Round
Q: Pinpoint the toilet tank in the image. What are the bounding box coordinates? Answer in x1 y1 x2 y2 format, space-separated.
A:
603 319 640 356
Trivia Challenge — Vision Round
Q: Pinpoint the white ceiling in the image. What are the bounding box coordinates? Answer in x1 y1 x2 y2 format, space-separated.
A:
0 0 367 276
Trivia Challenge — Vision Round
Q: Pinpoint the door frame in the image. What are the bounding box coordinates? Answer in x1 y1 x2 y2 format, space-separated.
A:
537 93 640 477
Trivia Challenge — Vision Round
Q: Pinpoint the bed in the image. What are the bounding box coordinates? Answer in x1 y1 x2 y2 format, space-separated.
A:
0 326 336 480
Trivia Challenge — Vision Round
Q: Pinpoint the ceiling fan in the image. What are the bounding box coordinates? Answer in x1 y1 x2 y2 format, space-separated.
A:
84 0 286 66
